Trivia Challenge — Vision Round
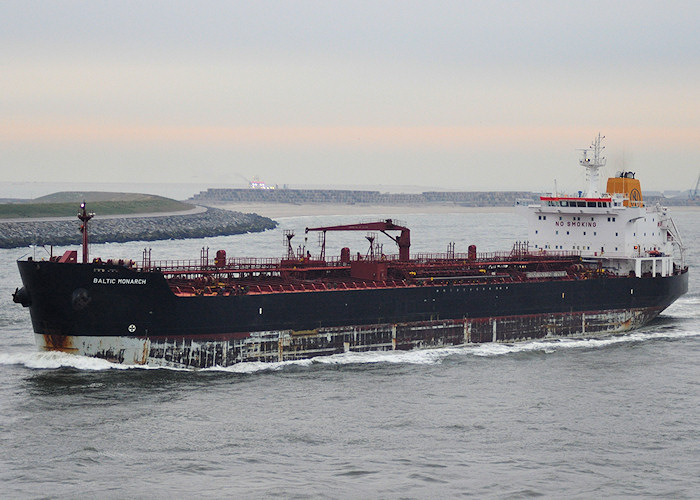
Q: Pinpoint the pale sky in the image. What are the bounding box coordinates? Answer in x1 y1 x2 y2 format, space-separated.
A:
2 1 699 194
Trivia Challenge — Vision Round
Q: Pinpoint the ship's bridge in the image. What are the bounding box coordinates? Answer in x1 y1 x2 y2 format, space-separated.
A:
516 194 675 274
540 196 614 209
515 134 683 276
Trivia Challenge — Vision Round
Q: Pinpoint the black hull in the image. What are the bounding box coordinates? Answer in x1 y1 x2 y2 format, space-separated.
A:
17 260 689 368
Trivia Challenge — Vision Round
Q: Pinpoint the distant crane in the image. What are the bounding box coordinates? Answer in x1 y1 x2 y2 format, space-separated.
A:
234 172 251 185
691 173 700 200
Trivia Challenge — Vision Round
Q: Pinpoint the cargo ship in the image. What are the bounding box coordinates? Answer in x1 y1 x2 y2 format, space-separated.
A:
13 136 688 368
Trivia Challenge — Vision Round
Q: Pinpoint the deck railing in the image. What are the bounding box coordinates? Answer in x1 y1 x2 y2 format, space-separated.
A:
140 249 581 274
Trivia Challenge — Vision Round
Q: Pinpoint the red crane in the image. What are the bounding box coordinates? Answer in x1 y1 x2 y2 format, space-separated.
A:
306 219 411 261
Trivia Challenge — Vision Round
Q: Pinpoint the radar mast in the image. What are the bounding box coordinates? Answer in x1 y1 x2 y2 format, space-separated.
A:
579 133 606 198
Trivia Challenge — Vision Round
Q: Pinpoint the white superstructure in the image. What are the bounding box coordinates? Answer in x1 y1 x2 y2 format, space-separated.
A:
517 135 684 278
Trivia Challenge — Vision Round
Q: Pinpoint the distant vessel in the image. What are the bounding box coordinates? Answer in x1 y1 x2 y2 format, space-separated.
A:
248 176 275 190
13 135 688 368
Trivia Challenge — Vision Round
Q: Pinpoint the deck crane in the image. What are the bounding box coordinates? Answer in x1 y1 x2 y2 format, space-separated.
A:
306 219 411 261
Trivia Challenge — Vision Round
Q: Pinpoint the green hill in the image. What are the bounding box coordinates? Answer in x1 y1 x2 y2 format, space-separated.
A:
33 191 171 203
0 192 193 219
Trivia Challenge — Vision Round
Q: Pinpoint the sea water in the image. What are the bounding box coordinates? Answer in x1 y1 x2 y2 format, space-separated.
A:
1 210 698 498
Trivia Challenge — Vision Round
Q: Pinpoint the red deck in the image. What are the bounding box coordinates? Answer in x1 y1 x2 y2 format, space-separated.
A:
136 249 597 297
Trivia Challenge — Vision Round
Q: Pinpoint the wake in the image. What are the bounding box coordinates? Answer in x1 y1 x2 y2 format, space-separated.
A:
2 321 696 373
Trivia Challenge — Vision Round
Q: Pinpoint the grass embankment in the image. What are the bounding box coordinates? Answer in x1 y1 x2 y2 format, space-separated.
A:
0 192 193 219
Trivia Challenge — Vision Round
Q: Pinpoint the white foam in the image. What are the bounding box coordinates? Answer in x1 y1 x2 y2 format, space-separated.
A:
313 348 462 365
202 358 314 374
0 350 152 371
664 296 700 318
468 328 700 357
212 328 700 371
3 327 697 373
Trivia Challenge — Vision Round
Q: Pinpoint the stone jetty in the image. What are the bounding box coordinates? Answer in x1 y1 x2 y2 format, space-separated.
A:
191 187 700 207
191 188 533 206
0 207 277 249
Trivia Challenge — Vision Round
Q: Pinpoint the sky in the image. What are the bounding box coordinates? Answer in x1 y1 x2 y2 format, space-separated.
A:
1 0 699 195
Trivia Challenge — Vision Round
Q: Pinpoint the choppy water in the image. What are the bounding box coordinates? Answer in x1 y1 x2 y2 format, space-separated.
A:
1 210 698 498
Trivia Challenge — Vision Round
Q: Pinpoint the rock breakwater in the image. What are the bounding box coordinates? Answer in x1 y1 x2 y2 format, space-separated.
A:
0 207 277 249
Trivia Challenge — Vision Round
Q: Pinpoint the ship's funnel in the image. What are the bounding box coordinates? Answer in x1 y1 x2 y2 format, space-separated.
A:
606 172 644 207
